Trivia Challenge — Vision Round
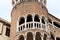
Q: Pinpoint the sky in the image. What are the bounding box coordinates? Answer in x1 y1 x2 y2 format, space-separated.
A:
0 0 60 22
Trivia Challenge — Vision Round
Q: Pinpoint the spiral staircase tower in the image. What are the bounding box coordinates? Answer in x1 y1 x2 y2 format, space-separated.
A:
10 0 60 40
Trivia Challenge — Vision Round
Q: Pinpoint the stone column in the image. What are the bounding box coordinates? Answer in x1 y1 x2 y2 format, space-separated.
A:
55 36 56 40
41 33 44 40
25 17 27 30
41 36 44 40
25 36 27 40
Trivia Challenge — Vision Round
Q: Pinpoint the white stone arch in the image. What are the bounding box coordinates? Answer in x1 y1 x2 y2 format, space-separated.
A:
26 31 34 40
25 31 34 36
35 30 43 40
34 13 40 22
17 34 25 40
17 15 26 32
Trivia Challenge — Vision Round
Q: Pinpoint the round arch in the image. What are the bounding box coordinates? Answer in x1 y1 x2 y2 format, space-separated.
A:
27 32 33 40
19 17 25 25
18 35 24 40
43 34 47 40
35 32 41 40
27 14 33 22
34 14 40 22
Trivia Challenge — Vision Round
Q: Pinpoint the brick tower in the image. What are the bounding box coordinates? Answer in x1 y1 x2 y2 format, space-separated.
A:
10 0 59 40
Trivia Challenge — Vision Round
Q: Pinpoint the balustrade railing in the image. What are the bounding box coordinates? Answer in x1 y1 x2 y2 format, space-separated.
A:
48 23 60 31
18 22 46 32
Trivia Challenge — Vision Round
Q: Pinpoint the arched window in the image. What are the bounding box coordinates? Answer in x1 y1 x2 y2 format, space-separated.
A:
44 34 47 40
27 32 33 40
19 35 24 40
27 14 32 22
19 17 25 25
53 22 60 28
35 32 41 40
34 14 40 22
42 16 45 24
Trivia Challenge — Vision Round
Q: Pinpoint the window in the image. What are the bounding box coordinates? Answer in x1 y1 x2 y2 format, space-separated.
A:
35 32 41 40
27 32 33 40
27 14 32 22
34 14 40 22
19 17 25 25
5 27 10 37
44 34 47 40
19 35 24 40
53 22 60 28
42 16 45 24
48 18 52 24
56 37 60 40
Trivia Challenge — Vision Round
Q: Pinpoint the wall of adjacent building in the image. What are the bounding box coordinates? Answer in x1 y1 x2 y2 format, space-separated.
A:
0 22 10 40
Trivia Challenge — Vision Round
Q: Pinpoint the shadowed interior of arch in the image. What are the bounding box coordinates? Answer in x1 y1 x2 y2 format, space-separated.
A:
34 14 40 22
27 32 33 40
19 35 24 40
27 14 33 22
35 32 41 40
19 17 25 25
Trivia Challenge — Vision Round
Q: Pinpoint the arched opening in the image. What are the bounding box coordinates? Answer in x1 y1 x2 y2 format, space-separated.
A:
34 14 40 22
19 35 24 40
41 16 45 24
27 14 33 22
35 32 41 40
27 32 33 40
53 22 60 28
44 34 47 40
19 17 25 25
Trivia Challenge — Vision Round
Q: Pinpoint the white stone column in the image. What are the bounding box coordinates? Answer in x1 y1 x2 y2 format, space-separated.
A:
33 15 34 29
41 33 44 40
25 36 27 40
55 37 56 40
40 17 43 30
33 34 35 40
41 36 44 40
25 17 27 30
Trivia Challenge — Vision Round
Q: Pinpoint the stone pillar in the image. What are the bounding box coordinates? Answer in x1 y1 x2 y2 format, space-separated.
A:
25 17 27 30
41 33 44 40
40 17 43 30
25 36 27 40
33 34 35 40
55 37 56 40
41 36 44 40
